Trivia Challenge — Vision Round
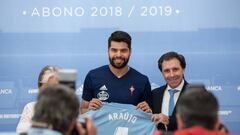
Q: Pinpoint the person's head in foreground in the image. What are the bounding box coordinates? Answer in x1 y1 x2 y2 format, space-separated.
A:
29 84 96 135
176 85 219 130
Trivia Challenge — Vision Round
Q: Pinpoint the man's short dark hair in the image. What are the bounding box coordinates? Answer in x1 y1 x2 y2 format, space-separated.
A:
158 51 186 72
32 84 79 134
176 86 219 130
108 31 132 49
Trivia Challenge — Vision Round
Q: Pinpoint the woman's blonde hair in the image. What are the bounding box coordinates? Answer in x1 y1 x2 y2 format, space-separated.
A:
38 65 58 89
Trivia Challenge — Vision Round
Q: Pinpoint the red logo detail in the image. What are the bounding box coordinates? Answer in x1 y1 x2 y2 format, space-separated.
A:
129 85 135 95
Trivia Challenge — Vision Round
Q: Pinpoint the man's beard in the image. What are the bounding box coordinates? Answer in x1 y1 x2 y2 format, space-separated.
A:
109 56 130 69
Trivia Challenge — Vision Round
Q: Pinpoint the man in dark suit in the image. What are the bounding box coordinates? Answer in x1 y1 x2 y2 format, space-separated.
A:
152 51 188 131
153 85 229 135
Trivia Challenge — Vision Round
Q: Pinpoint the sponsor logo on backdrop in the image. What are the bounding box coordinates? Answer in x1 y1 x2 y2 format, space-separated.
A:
0 114 21 119
76 84 83 96
206 85 222 91
28 88 38 94
0 89 13 95
219 110 232 116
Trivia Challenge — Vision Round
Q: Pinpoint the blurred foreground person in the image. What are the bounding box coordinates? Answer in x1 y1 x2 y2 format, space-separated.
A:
27 84 96 135
17 65 59 133
153 85 230 135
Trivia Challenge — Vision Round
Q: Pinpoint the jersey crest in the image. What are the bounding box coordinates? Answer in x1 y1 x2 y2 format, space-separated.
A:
97 85 109 101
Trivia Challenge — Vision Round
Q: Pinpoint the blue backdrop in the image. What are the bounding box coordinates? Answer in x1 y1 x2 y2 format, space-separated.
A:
0 0 240 134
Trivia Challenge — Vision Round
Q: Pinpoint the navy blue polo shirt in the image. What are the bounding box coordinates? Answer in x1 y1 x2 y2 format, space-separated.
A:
82 65 152 106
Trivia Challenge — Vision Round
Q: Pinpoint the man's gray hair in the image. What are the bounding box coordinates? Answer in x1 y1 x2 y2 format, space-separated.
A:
32 84 79 133
177 85 219 130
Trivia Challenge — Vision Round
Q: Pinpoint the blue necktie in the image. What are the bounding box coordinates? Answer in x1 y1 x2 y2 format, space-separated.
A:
168 89 178 116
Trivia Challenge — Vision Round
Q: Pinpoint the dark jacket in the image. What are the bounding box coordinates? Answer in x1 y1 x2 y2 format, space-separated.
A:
152 80 189 131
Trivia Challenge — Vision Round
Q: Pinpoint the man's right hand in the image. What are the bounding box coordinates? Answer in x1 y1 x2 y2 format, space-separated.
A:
88 98 103 110
80 99 103 114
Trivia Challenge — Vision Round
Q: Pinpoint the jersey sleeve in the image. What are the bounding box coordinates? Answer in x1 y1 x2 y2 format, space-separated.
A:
142 77 153 109
82 71 94 101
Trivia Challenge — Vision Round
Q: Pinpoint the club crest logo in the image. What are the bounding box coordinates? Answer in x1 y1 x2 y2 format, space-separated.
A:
97 85 109 101
129 85 135 95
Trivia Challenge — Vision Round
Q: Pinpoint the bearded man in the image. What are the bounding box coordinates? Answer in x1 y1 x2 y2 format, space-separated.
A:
80 31 152 114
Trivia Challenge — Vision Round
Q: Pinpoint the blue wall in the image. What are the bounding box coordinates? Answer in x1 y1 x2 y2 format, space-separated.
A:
0 0 240 134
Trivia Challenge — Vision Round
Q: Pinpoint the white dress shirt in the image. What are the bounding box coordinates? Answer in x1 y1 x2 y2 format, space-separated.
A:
161 79 184 116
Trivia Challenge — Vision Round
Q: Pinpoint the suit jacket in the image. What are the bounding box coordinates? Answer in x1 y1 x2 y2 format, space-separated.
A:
152 80 189 131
